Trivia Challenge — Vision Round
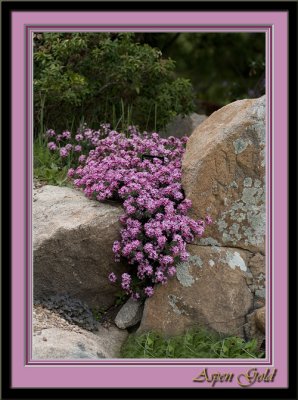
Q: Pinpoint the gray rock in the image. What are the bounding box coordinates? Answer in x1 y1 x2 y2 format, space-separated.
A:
33 305 128 359
115 298 143 329
160 113 207 138
33 185 127 309
32 325 128 359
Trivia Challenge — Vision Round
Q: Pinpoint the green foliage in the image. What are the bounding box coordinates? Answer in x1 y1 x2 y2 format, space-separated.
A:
114 291 129 307
34 141 70 186
92 308 106 321
145 32 265 111
33 32 195 135
120 329 265 359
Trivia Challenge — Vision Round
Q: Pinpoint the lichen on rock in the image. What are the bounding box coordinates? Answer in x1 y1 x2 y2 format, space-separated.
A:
176 262 195 287
225 251 247 272
182 95 266 253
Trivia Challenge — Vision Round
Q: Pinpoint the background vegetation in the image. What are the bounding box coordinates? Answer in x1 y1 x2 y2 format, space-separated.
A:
34 32 265 136
138 32 265 114
34 32 195 135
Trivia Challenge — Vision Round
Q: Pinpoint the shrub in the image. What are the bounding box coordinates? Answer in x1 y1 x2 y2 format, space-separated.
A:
34 32 195 135
43 126 211 300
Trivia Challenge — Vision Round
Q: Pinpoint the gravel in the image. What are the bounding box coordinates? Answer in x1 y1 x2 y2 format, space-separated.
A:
34 293 99 332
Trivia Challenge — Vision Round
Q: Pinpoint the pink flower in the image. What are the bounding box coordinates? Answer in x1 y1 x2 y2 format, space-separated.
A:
112 241 121 254
126 205 136 215
60 147 68 158
121 273 131 290
74 145 82 152
161 255 174 265
62 130 71 139
78 155 86 163
67 168 75 178
84 129 93 139
45 129 56 137
131 292 140 301
205 215 213 225
167 266 176 277
144 286 154 297
134 252 144 262
155 270 165 283
108 272 117 283
144 264 153 276
47 142 57 151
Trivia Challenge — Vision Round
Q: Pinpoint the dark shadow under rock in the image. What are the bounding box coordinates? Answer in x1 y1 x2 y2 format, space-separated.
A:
34 293 99 332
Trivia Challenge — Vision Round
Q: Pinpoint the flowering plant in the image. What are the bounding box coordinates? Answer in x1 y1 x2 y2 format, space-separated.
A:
44 125 211 300
45 123 111 165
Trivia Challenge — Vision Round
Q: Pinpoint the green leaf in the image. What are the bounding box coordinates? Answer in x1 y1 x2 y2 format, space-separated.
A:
50 162 59 171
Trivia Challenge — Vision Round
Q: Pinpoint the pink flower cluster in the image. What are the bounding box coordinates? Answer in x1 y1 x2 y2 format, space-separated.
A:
65 129 212 300
44 124 112 164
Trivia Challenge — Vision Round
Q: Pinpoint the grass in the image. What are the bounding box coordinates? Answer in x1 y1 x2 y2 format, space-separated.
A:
120 329 265 359
34 140 70 187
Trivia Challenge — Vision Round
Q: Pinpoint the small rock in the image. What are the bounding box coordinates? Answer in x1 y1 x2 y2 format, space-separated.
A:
114 298 143 329
244 309 265 350
255 306 265 333
160 113 207 138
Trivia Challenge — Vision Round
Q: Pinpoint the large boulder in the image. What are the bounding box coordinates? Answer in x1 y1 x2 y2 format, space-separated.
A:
138 97 266 340
33 185 126 309
182 96 266 254
138 245 254 337
33 305 128 359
